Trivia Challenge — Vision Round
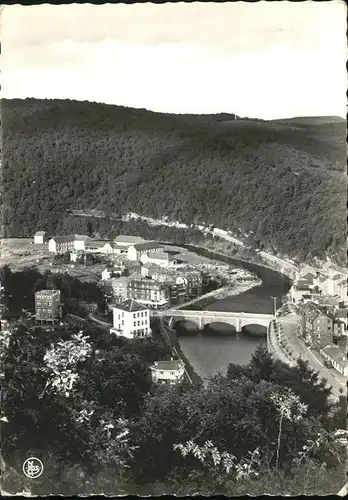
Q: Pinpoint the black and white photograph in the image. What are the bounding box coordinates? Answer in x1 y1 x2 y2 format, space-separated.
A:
0 1 347 496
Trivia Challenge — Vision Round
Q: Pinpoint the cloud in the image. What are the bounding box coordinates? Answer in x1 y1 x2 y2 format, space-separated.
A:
1 1 346 118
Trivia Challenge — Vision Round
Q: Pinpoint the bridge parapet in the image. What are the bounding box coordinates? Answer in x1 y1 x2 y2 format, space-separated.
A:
157 309 273 333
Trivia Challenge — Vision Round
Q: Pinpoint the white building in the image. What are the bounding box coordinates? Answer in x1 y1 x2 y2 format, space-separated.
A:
101 266 124 281
114 235 145 247
85 241 115 254
110 299 151 339
48 235 91 253
74 235 92 251
150 359 185 385
320 345 348 376
33 231 46 244
140 251 177 267
127 242 163 261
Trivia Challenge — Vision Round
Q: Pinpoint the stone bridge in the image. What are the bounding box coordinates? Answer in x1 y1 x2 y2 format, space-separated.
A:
154 309 273 333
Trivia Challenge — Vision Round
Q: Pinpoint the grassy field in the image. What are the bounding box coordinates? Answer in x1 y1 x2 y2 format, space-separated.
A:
1 238 106 282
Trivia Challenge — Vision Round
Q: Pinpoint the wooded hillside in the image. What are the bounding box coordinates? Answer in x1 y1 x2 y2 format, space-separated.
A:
2 98 346 263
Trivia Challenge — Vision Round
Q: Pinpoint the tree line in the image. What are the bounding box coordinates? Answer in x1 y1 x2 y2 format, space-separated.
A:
2 98 346 264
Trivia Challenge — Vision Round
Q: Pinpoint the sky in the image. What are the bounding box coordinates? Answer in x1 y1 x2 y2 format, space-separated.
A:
1 1 347 119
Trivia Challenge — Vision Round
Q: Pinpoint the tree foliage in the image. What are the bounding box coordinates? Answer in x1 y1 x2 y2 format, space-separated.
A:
2 98 346 263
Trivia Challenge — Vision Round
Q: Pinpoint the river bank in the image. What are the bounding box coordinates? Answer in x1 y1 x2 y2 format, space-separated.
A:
169 245 291 382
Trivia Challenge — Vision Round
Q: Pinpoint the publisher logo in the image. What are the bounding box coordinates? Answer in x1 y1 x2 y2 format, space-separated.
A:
22 457 43 479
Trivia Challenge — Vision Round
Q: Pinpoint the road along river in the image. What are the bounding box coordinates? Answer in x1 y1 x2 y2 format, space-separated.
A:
174 245 292 382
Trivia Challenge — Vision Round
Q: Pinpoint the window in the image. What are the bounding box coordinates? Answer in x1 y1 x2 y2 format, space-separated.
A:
134 322 136 327
137 321 140 326
122 320 124 325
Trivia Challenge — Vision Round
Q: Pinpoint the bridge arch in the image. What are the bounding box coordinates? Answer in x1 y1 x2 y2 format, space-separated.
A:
170 317 201 331
241 323 268 337
202 321 238 335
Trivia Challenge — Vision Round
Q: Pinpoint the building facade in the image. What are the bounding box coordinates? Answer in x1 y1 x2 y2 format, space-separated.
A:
35 289 61 324
127 242 164 261
34 231 46 244
114 235 145 247
127 278 169 308
110 299 151 339
150 359 185 384
298 303 333 349
48 235 91 253
140 251 177 267
320 345 348 376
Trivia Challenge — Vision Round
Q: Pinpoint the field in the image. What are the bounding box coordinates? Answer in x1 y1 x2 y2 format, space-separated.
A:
1 238 106 282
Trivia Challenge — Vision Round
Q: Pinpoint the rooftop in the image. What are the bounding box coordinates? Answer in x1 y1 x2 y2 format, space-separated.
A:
321 344 347 366
133 241 163 251
74 234 92 242
114 235 145 244
151 360 185 372
34 231 46 236
148 251 170 260
86 240 109 248
35 289 60 297
336 308 347 319
114 299 148 313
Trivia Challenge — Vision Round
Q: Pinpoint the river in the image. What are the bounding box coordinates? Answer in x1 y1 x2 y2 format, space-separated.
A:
175 245 292 381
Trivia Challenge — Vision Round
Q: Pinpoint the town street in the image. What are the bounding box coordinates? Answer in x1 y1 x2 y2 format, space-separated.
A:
278 312 346 400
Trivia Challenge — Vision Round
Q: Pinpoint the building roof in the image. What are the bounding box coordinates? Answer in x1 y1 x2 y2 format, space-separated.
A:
129 278 163 289
50 235 75 243
302 273 315 281
86 240 109 248
151 360 185 372
110 276 131 286
331 274 346 282
336 308 347 319
114 299 148 312
74 234 91 242
321 345 347 367
111 243 127 250
34 231 46 236
114 235 145 244
132 241 162 251
35 289 60 297
148 251 170 261
297 279 312 287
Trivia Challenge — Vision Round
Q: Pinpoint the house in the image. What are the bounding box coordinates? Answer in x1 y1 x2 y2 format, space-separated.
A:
107 276 131 303
33 231 46 244
150 359 185 385
48 235 75 254
320 345 348 376
114 235 145 247
298 303 333 348
35 289 61 324
86 241 114 254
335 308 347 336
123 261 142 276
128 278 169 308
296 265 318 281
48 235 91 253
74 235 92 251
322 261 348 278
127 242 164 261
290 277 317 303
140 251 177 267
110 299 151 339
101 267 124 281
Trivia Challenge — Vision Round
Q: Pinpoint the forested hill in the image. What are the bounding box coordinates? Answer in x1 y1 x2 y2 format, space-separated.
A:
2 98 346 263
